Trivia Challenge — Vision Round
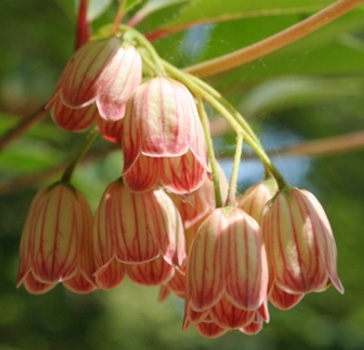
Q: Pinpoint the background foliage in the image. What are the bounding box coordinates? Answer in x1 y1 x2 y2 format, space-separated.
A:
0 0 364 349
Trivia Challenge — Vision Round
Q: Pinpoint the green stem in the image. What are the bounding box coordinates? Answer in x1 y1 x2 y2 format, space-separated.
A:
61 127 99 183
188 75 261 145
226 133 243 206
196 97 223 208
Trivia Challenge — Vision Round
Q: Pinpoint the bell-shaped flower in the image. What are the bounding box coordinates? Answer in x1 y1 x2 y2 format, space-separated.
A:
238 177 278 222
121 76 208 194
183 207 269 338
46 37 142 132
93 179 186 290
261 187 344 310
17 182 96 294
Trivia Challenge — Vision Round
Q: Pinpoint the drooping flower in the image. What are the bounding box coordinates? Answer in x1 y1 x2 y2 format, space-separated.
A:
17 182 96 294
46 37 142 132
158 167 228 302
121 76 208 194
93 179 186 290
261 187 344 310
238 177 278 222
184 207 269 338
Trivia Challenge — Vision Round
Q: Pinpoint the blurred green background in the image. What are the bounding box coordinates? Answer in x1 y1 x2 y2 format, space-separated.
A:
1 0 364 349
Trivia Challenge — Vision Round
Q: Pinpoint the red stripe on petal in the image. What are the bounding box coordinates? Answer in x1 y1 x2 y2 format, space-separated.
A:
126 257 174 286
94 258 125 290
23 273 56 295
194 322 227 339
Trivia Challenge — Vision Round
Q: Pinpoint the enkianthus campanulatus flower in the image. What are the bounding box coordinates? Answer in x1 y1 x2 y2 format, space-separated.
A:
16 13 345 340
17 182 96 294
261 187 344 310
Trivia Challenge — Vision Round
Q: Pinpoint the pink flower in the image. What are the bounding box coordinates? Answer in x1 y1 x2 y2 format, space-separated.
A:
121 77 208 194
46 37 142 132
17 183 96 294
261 187 344 310
238 177 278 222
92 179 186 289
183 207 269 338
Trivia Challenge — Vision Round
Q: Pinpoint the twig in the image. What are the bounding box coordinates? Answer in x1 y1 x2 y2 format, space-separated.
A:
184 0 364 77
267 130 364 157
0 105 48 152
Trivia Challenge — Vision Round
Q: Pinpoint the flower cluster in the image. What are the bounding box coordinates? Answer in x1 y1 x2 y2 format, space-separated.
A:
17 34 343 339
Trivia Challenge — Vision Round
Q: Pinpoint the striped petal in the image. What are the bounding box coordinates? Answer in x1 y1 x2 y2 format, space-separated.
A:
63 271 97 294
223 208 268 311
186 209 225 311
238 177 278 222
152 189 186 267
96 45 142 121
122 155 160 193
123 77 201 159
262 187 344 297
158 268 185 301
194 322 227 339
23 273 56 295
298 189 344 293
126 257 174 286
211 296 255 329
240 320 263 335
48 95 98 132
93 180 185 267
93 180 159 264
94 258 125 290
160 151 207 194
93 180 117 269
269 282 304 310
121 76 208 194
18 184 87 284
97 117 124 143
61 38 120 108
